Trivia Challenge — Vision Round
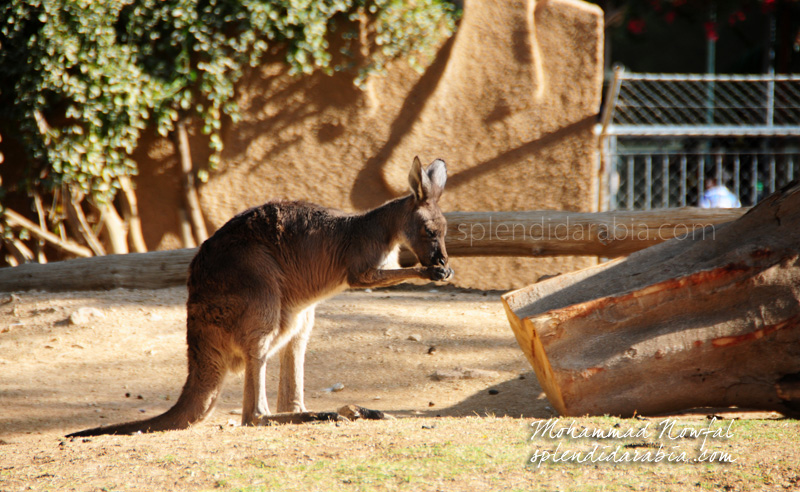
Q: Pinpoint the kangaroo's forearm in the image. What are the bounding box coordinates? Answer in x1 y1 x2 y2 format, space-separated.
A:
349 268 428 289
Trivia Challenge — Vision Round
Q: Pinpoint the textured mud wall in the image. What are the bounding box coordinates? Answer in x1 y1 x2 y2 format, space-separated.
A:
134 0 605 289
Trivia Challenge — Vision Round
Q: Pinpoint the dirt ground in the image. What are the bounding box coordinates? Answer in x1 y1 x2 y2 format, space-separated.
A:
0 285 548 442
1 285 796 491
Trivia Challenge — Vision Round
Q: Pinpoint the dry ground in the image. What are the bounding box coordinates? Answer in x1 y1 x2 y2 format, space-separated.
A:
1 285 798 491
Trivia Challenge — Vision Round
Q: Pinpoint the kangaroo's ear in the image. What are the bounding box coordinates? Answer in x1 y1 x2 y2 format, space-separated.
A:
426 159 447 198
408 156 432 201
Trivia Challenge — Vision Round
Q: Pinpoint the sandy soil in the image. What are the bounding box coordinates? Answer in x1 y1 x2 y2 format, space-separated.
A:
0 285 549 442
2 285 797 492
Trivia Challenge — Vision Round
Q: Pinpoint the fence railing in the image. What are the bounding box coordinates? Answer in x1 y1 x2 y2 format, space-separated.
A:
599 68 800 211
609 150 799 210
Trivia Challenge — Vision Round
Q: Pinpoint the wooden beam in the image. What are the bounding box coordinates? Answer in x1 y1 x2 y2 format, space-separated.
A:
502 185 800 417
0 208 746 293
0 248 197 292
440 208 746 258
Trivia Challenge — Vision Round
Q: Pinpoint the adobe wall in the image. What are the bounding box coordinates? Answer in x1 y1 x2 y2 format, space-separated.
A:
134 0 605 289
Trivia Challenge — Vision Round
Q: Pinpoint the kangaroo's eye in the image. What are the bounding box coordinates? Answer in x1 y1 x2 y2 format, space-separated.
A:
425 228 436 238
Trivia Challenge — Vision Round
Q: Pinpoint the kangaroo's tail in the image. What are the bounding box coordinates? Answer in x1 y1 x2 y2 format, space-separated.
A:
67 343 225 437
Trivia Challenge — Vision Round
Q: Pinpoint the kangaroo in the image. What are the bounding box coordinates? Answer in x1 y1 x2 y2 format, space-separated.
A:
67 156 452 436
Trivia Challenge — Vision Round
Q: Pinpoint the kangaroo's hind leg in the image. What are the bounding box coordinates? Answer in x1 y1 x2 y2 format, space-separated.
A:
240 300 282 427
277 305 316 413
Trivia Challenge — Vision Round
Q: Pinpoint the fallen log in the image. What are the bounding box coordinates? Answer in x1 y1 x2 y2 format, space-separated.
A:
0 248 198 292
503 182 800 417
0 208 744 293
441 208 745 258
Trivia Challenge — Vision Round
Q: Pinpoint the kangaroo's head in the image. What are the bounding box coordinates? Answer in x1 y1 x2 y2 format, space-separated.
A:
405 156 449 269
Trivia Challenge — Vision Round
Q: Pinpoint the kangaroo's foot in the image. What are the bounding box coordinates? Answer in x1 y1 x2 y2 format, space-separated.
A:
256 411 342 426
337 405 394 421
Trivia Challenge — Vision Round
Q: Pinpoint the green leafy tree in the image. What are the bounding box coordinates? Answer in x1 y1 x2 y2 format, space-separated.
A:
0 0 459 263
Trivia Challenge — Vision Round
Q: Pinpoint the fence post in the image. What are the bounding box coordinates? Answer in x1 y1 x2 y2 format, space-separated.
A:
598 65 625 212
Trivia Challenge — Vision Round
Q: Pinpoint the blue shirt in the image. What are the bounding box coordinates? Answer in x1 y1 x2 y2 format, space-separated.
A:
700 186 741 208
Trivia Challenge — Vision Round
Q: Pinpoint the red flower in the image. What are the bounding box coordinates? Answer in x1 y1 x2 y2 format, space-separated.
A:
627 18 646 35
728 10 746 26
664 11 676 24
704 21 718 42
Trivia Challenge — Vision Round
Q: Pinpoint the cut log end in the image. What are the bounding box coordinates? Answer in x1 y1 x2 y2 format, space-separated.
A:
504 182 800 418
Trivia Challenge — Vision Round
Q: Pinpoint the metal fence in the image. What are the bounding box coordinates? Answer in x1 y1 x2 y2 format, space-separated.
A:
610 148 799 210
599 68 800 211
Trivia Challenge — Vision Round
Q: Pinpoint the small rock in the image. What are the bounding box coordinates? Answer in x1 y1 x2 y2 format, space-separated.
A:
427 346 437 355
407 334 422 342
364 288 372 293
373 396 381 400
68 307 105 326
31 307 56 316
322 382 345 393
147 313 163 322
488 389 500 395
428 401 435 407
422 424 436 430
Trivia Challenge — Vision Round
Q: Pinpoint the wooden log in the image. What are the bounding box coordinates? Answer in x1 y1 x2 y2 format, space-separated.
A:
0 248 198 292
0 208 744 293
502 183 800 417
440 208 745 258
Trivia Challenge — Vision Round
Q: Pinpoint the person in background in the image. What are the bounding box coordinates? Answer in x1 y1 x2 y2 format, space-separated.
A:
700 171 741 208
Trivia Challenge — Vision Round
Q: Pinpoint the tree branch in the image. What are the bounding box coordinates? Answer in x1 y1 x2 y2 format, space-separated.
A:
2 208 93 258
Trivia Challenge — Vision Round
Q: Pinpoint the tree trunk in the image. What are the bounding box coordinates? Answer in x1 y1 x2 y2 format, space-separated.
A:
0 208 746 293
98 202 129 255
118 176 148 253
503 183 800 417
32 192 48 263
178 207 197 249
175 119 208 244
64 187 106 256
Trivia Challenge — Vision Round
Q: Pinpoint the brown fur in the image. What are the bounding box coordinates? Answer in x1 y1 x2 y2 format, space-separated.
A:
67 157 451 436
